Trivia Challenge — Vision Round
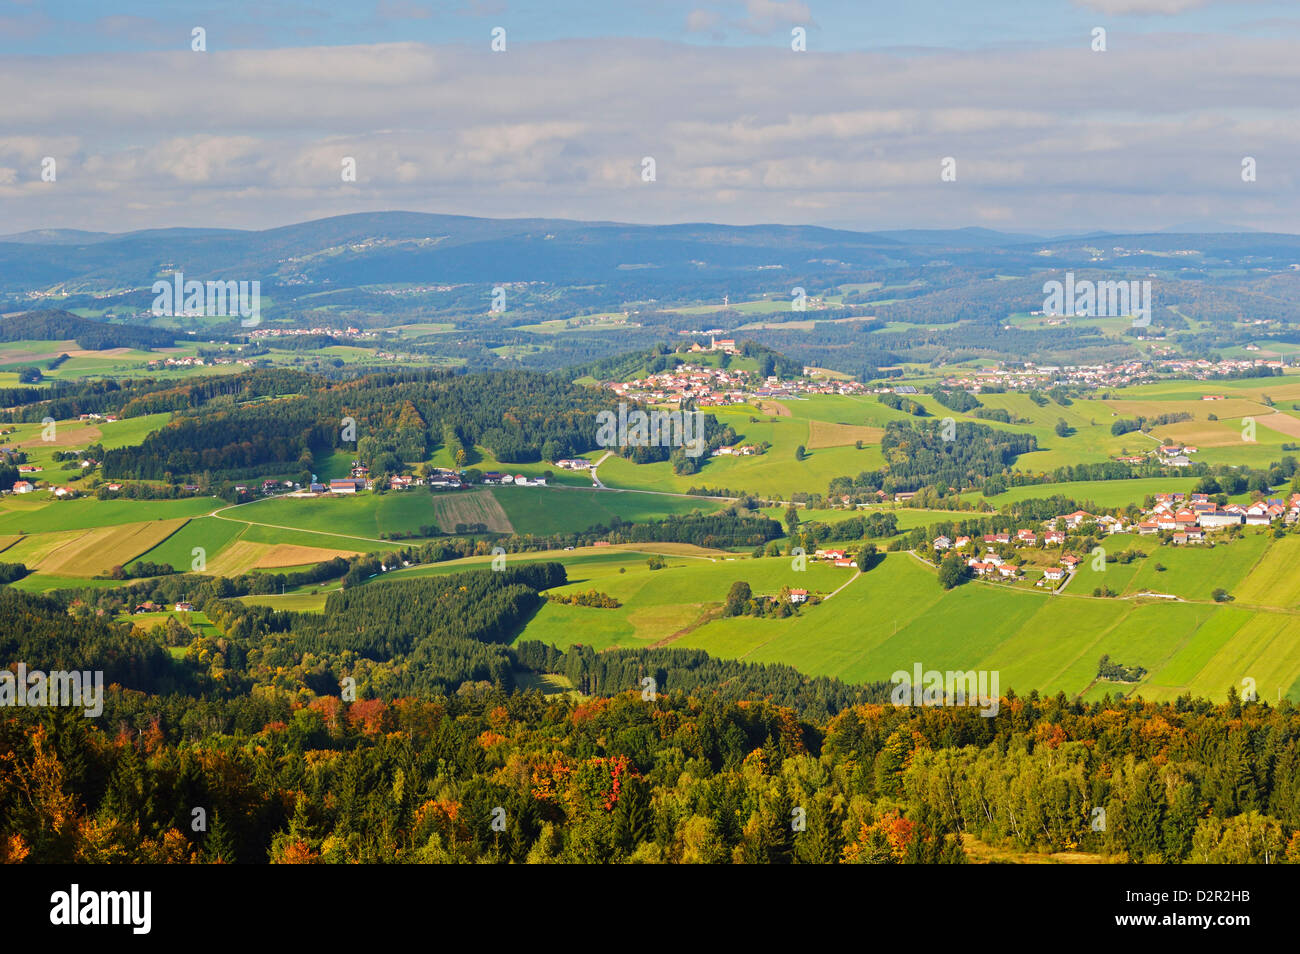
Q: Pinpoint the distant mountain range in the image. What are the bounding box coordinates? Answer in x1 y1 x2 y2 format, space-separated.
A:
2 212 1298 298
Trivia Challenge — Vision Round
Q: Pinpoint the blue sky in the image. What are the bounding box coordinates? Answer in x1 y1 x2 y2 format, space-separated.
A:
3 0 1298 233
7 1 1300 54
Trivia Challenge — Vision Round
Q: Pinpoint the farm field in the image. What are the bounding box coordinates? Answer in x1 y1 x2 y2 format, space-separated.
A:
979 477 1200 509
587 379 1296 502
6 517 189 577
3 354 1299 713
224 491 457 541
495 542 1300 704
237 591 332 612
490 485 719 535
0 496 216 533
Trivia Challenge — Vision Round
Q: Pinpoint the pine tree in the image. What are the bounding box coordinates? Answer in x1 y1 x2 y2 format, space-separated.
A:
204 811 237 864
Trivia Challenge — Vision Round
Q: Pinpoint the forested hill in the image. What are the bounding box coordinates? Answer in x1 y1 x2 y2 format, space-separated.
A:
98 368 625 482
0 309 176 350
829 419 1038 497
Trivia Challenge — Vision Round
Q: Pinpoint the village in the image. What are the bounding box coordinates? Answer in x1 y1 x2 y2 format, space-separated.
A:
606 338 869 409
922 490 1300 590
931 355 1286 394
269 460 553 499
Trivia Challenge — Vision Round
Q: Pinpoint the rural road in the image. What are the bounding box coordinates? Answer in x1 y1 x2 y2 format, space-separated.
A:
823 569 861 600
208 493 395 546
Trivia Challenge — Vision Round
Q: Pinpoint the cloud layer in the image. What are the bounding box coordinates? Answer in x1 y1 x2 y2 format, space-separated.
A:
2 30 1297 233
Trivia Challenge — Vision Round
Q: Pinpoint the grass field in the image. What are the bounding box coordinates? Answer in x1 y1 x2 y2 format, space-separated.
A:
0 496 216 533
17 518 189 576
223 492 449 541
490 485 722 535
581 383 1291 503
4 368 1299 708
464 541 1300 704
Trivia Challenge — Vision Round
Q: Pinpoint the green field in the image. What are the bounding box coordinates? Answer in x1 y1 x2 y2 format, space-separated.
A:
224 492 450 541
0 496 216 534
4 360 1299 711
127 516 246 572
490 485 720 536
480 541 1300 704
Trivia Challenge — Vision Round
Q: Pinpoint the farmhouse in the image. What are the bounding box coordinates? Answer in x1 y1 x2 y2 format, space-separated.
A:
933 536 952 550
174 602 195 612
788 589 808 604
11 481 33 494
329 478 360 494
1043 567 1065 581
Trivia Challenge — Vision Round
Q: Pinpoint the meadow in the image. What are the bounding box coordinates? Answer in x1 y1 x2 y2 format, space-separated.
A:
489 536 1300 705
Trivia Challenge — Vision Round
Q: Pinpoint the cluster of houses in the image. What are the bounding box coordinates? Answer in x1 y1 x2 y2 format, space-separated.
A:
8 480 80 498
1147 444 1199 468
132 600 195 615
607 364 752 408
607 360 868 410
933 531 1082 585
237 458 565 499
1133 491 1300 543
931 356 1284 395
247 326 368 340
924 489 1300 587
480 472 547 487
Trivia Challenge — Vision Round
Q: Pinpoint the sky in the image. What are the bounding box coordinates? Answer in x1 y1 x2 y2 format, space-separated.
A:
2 0 1299 235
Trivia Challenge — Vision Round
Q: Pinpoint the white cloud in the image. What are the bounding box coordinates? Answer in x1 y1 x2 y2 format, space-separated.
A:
3 33 1300 231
